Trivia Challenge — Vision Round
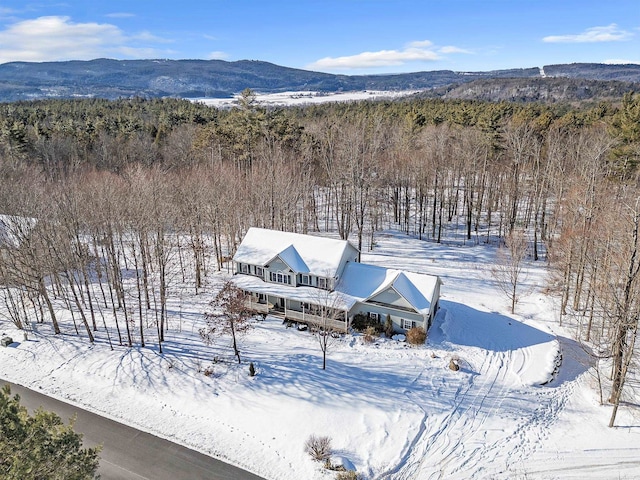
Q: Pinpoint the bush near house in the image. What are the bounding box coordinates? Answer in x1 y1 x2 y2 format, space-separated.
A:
407 326 427 345
384 314 395 337
351 313 384 333
363 326 378 343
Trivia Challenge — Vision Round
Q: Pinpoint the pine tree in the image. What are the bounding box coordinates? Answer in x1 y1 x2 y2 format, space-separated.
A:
0 385 101 480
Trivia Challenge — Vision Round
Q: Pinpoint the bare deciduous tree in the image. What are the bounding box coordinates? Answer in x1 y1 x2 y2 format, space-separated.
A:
492 230 530 314
310 290 347 370
200 281 254 364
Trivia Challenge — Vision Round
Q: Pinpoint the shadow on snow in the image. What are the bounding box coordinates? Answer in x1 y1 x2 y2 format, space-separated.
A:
434 300 556 352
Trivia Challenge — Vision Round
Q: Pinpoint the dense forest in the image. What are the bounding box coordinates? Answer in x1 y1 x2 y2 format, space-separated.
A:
0 89 639 425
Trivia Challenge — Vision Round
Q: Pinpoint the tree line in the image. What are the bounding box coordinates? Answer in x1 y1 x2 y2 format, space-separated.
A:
0 89 639 425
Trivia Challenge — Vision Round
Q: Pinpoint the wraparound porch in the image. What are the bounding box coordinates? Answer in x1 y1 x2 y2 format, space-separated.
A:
244 293 348 332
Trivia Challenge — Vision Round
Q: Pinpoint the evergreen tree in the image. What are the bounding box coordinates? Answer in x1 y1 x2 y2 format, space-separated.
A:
0 385 101 480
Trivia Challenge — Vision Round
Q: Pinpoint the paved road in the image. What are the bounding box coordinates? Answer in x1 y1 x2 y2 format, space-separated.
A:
1 380 266 480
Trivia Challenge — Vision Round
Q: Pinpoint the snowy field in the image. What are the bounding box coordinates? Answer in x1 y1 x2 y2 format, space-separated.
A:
1 230 640 479
195 90 419 108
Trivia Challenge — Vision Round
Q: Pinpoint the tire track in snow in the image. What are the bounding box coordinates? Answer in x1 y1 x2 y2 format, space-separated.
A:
430 349 570 479
382 303 568 480
487 374 574 475
378 362 455 480
428 349 512 478
385 348 511 480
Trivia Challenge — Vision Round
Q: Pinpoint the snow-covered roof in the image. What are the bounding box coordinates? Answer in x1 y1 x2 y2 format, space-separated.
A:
233 228 357 278
275 244 309 273
337 262 440 315
232 274 356 311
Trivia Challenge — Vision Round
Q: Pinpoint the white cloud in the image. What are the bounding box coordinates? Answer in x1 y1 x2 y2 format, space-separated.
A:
207 51 228 60
133 31 173 43
0 7 17 17
439 46 472 54
407 40 433 48
543 24 633 43
307 39 468 71
105 12 135 19
0 16 172 64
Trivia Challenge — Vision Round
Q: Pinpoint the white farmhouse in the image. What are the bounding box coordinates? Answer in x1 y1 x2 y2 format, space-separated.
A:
232 227 441 333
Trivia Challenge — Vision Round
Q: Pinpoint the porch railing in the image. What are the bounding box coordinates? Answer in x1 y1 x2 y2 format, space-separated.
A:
284 309 347 332
243 297 347 332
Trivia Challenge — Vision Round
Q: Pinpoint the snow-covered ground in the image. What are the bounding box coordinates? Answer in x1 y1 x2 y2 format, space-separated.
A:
194 90 419 108
1 230 639 479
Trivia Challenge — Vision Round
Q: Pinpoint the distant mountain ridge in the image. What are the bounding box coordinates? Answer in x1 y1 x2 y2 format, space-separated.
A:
0 58 638 103
422 77 640 103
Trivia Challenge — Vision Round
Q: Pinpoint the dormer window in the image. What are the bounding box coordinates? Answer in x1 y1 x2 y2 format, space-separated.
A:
240 263 249 274
300 274 311 285
318 277 327 289
255 266 264 277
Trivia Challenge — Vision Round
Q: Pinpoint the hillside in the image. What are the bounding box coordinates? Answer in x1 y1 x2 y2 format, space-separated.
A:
422 77 640 103
0 58 639 103
1 230 639 479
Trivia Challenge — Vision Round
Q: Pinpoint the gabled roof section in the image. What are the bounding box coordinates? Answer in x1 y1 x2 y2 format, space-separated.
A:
274 244 309 273
337 262 440 315
233 227 358 278
338 262 394 299
391 272 431 312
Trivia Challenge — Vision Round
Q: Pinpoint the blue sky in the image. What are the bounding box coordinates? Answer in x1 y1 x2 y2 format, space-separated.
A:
0 1 638 74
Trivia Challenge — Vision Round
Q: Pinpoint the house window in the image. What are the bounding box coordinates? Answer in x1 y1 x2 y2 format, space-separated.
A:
401 319 416 330
270 272 290 285
300 274 310 285
255 266 263 277
240 263 249 274
369 312 380 322
318 277 327 289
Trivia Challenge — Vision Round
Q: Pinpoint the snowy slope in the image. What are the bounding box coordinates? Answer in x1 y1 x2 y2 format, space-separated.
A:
1 230 639 479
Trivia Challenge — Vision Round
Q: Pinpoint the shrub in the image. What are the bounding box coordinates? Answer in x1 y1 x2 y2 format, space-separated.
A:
305 434 332 462
384 314 394 337
351 313 368 331
363 326 378 343
351 313 383 333
336 471 362 480
407 326 427 345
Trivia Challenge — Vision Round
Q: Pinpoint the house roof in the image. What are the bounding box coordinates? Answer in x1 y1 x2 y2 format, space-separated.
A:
234 261 440 316
232 274 356 311
233 227 357 278
274 244 309 273
337 262 440 315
